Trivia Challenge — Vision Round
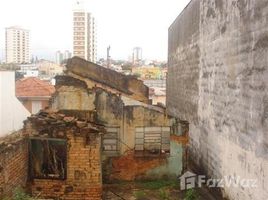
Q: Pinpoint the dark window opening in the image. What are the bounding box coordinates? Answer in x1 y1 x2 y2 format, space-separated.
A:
29 138 67 180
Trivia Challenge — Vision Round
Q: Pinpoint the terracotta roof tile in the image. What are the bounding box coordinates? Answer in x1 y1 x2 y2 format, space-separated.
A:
16 77 55 97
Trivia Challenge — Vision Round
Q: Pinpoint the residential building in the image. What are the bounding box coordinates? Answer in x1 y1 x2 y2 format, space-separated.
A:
55 50 72 64
18 63 39 77
5 26 30 64
37 59 63 79
15 77 55 114
132 66 167 80
132 47 142 65
0 57 188 199
149 87 166 106
73 0 97 63
0 71 30 137
143 79 166 88
55 50 63 64
53 57 186 180
64 50 72 60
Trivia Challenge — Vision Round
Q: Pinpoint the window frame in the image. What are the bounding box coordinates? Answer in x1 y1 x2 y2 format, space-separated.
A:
102 127 119 155
29 137 67 180
134 126 170 157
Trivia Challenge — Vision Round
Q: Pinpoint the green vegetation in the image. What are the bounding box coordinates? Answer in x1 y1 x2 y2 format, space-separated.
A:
184 188 198 200
158 188 170 200
133 190 146 200
3 188 37 200
136 179 179 190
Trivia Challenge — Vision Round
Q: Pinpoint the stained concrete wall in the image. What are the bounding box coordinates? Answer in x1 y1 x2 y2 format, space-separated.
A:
167 0 268 199
66 57 149 103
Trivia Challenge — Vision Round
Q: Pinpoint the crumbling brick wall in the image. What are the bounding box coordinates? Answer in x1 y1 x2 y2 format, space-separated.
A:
31 131 102 200
0 133 28 198
26 111 103 200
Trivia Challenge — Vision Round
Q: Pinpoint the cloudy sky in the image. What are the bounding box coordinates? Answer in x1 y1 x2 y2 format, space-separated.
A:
0 0 190 62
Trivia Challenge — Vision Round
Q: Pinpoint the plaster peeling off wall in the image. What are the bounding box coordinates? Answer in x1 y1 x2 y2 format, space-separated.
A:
0 71 30 137
167 0 268 199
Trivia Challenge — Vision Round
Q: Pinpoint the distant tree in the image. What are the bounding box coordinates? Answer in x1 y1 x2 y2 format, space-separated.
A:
121 63 133 71
133 73 141 79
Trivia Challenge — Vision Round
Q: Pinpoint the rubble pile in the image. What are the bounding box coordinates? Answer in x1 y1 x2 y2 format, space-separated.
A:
25 109 105 139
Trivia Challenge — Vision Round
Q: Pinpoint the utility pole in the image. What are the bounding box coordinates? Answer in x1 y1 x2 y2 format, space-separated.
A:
107 46 111 68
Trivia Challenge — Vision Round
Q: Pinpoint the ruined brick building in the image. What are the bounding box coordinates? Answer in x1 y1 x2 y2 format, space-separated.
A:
0 57 188 199
167 0 268 200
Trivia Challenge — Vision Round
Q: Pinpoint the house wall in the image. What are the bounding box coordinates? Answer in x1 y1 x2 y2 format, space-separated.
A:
0 135 28 198
151 95 166 105
167 0 268 199
66 57 149 103
20 99 50 114
0 71 30 137
51 77 186 182
30 131 102 200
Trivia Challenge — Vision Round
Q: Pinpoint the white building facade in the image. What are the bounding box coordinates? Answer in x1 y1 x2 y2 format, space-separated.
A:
73 1 97 63
0 71 30 137
5 26 30 64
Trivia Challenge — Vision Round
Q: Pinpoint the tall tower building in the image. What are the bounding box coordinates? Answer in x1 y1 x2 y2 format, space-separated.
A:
132 47 142 65
55 51 63 64
64 50 72 60
73 0 97 63
5 26 30 64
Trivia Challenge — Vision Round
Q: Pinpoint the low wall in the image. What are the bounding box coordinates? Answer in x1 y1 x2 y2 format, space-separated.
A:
0 133 28 198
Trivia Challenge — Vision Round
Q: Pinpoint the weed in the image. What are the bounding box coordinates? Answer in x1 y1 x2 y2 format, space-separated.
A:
134 190 146 200
159 188 170 200
184 188 198 200
137 179 178 190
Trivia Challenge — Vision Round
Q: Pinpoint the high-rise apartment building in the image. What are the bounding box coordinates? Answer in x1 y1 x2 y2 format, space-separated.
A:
55 50 72 64
73 0 97 63
5 26 30 64
55 50 63 65
64 50 72 60
132 47 142 65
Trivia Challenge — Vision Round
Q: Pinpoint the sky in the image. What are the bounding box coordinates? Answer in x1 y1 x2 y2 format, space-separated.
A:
0 0 190 62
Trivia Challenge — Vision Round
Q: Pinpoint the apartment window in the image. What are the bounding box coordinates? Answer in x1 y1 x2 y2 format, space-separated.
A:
135 127 170 157
29 138 67 180
102 127 119 154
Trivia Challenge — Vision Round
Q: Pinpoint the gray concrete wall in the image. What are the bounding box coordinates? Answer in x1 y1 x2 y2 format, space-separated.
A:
167 0 268 199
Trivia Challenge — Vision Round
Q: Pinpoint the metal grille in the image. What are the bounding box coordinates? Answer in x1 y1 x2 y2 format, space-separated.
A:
102 127 119 152
135 126 170 156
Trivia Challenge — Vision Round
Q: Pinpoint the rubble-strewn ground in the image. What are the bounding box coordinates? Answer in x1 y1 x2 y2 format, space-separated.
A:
103 180 219 200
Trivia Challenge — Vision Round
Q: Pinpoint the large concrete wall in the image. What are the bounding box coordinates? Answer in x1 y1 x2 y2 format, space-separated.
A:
167 0 268 199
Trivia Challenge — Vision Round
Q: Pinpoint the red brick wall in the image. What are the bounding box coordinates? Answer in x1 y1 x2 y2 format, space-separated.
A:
110 150 166 181
31 131 102 200
0 138 28 199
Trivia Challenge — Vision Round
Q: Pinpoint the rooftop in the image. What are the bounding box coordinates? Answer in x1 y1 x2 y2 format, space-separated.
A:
16 77 55 98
